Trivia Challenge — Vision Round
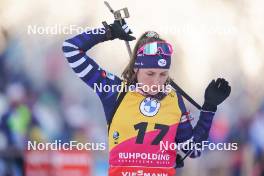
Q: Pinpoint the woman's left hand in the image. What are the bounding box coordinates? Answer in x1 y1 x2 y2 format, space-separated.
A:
202 78 231 111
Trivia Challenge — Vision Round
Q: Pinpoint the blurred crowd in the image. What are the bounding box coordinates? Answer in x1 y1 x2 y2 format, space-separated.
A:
0 27 108 176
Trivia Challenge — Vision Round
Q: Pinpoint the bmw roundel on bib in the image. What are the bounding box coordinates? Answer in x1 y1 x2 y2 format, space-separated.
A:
139 97 161 117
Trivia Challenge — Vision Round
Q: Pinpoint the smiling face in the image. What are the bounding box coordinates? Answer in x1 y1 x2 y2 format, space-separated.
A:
134 68 169 95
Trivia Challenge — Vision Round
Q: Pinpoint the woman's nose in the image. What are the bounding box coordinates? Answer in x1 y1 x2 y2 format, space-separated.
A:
152 76 160 86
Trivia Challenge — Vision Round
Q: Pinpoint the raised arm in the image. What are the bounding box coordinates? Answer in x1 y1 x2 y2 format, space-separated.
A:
175 78 231 167
62 20 135 123
62 27 121 93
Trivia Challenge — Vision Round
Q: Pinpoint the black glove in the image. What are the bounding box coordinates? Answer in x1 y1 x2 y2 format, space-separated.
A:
202 78 231 111
104 19 136 41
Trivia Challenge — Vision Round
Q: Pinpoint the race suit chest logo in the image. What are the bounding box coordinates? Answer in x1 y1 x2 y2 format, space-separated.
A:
140 97 160 117
113 131 120 144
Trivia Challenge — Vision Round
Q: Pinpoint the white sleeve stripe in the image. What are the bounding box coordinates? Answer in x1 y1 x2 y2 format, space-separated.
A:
201 110 215 113
124 27 130 33
69 57 86 68
64 50 80 58
63 41 78 49
77 64 93 78
122 24 128 29
189 149 195 156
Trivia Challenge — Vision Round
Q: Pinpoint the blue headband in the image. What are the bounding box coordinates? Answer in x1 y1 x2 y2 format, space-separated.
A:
134 54 171 69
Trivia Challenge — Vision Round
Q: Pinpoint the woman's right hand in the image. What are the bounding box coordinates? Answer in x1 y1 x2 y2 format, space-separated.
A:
108 19 136 41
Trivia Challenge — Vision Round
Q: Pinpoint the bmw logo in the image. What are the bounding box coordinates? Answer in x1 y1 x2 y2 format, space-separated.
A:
139 97 161 117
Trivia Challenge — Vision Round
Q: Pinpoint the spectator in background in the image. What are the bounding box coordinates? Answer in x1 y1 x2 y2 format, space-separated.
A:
249 102 264 176
0 82 42 176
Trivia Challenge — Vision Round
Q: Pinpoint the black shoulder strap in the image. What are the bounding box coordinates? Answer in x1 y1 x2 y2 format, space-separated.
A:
107 81 127 133
170 80 202 110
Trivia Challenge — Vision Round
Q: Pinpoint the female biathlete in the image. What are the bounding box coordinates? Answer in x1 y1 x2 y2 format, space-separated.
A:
62 20 231 176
